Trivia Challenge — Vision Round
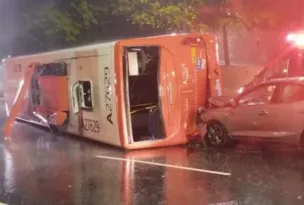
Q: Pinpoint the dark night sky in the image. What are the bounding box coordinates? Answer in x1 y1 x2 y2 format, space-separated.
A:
0 0 166 58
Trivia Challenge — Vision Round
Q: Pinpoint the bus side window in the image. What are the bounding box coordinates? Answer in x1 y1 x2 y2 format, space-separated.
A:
127 51 139 76
72 80 93 113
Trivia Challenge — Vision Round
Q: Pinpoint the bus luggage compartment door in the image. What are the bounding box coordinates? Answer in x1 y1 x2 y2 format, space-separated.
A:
159 49 181 139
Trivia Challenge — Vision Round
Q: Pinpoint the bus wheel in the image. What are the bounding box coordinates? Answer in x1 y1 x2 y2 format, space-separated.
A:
206 121 230 148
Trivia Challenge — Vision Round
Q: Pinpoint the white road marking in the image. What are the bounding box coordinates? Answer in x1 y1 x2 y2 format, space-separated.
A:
96 155 231 176
0 202 8 205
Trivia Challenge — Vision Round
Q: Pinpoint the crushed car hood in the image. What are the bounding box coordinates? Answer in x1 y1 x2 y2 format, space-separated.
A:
208 96 234 108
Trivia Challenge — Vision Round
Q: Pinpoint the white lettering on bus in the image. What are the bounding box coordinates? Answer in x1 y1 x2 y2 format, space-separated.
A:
13 64 22 73
184 98 189 129
82 118 100 133
104 67 113 125
182 64 189 85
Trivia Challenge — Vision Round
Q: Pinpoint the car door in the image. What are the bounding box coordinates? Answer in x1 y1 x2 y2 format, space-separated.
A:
266 82 304 138
227 83 277 137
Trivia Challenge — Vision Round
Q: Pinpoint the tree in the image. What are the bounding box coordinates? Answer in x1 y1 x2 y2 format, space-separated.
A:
117 0 304 33
117 0 304 66
116 0 255 33
5 0 97 56
224 0 304 31
117 0 208 32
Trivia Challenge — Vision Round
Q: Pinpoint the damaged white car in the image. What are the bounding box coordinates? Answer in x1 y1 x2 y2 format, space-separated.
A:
199 77 304 148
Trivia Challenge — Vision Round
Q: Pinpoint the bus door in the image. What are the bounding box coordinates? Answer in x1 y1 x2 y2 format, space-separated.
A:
124 46 167 142
159 47 181 139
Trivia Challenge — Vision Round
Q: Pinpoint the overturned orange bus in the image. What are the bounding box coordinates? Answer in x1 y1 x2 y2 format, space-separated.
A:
2 33 222 150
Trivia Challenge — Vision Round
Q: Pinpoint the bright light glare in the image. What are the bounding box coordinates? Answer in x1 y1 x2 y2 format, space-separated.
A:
295 34 304 47
238 87 244 93
286 32 304 48
286 33 297 42
13 79 24 105
215 42 220 63
5 102 10 116
33 112 48 124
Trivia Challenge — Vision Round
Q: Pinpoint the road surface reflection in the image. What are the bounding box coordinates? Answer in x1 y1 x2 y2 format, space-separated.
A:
0 121 303 205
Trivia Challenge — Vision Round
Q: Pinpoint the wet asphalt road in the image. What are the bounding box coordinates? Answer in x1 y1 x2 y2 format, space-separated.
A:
0 104 304 204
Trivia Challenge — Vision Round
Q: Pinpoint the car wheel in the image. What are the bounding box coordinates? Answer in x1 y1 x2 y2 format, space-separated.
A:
206 121 231 148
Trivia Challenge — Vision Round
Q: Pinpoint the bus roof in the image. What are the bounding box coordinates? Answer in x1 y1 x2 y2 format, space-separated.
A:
2 33 191 61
